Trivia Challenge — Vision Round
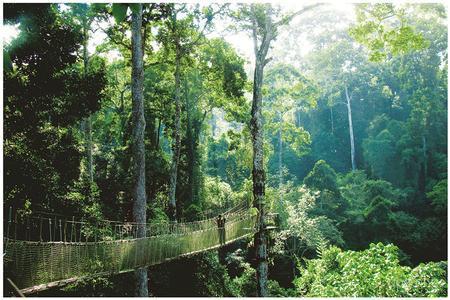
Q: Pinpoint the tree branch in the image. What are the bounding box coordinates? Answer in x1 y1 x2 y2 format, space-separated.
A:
187 4 228 48
100 26 132 50
251 13 259 57
264 57 273 66
274 3 324 27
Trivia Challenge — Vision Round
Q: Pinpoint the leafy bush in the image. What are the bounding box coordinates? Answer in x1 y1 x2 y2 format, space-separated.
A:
203 176 236 211
184 203 203 222
295 243 447 297
230 262 256 297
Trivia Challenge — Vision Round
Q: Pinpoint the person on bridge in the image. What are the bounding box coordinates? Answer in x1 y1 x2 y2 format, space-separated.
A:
216 214 226 245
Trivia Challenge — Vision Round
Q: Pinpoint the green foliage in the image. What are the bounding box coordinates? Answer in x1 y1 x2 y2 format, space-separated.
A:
274 185 344 259
350 4 428 62
184 204 203 222
3 2 448 297
303 160 348 221
427 180 447 215
149 252 235 297
111 4 128 23
4 4 106 212
206 133 252 190
63 276 114 297
203 177 235 211
295 243 448 297
304 160 338 193
229 261 296 297
190 253 235 297
3 50 12 72
363 115 410 186
230 262 256 297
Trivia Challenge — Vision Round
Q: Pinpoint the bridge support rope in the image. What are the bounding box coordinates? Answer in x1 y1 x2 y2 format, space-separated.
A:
4 210 256 294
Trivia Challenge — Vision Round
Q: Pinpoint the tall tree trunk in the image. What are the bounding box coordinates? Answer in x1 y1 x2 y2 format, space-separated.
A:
250 9 273 294
420 134 427 192
422 135 427 177
191 116 205 206
119 88 127 145
345 86 356 171
155 118 161 150
168 44 182 222
330 106 334 135
295 110 301 127
278 114 283 205
82 18 94 185
131 4 148 296
252 57 269 297
210 111 217 137
185 80 195 206
86 116 93 183
247 4 321 296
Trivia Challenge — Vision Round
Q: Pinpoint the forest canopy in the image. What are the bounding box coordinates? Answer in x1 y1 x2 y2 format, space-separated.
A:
3 2 448 297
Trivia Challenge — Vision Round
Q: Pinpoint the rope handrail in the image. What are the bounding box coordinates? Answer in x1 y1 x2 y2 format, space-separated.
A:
4 202 250 243
16 202 248 227
4 205 257 294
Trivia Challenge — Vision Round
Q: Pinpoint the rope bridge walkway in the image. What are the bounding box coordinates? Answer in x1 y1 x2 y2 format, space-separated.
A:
3 204 257 295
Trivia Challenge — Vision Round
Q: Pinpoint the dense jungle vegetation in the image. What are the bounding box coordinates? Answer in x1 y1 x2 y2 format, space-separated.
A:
3 2 448 297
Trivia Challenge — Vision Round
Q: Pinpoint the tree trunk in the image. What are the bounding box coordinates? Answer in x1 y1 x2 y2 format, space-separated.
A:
168 44 182 222
330 106 334 135
345 86 356 171
155 118 161 150
211 111 217 137
250 8 273 293
252 58 269 298
295 110 301 127
131 4 148 296
191 116 204 206
185 81 195 206
278 114 283 204
86 116 93 183
82 18 94 185
420 135 427 192
422 135 427 177
248 5 320 295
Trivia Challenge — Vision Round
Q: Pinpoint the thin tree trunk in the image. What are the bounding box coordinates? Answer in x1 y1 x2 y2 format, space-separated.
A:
211 111 217 137
131 4 148 296
86 116 93 183
191 114 206 206
185 79 195 206
422 135 427 177
120 88 127 145
155 118 161 150
296 110 301 127
421 135 427 191
278 114 283 204
82 18 94 185
330 106 334 135
168 43 182 222
345 86 356 171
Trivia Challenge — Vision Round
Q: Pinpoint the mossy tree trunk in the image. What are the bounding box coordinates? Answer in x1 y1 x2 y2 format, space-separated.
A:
131 4 148 297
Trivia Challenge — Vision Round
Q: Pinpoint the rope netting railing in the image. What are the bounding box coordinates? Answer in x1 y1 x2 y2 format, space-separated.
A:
4 201 250 243
3 205 257 293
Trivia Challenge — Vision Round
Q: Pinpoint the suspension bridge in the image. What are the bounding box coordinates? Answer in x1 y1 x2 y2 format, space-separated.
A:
3 204 258 295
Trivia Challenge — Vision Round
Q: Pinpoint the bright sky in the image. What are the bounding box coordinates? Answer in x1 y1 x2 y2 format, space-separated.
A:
2 2 355 69
213 3 355 71
3 24 20 45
